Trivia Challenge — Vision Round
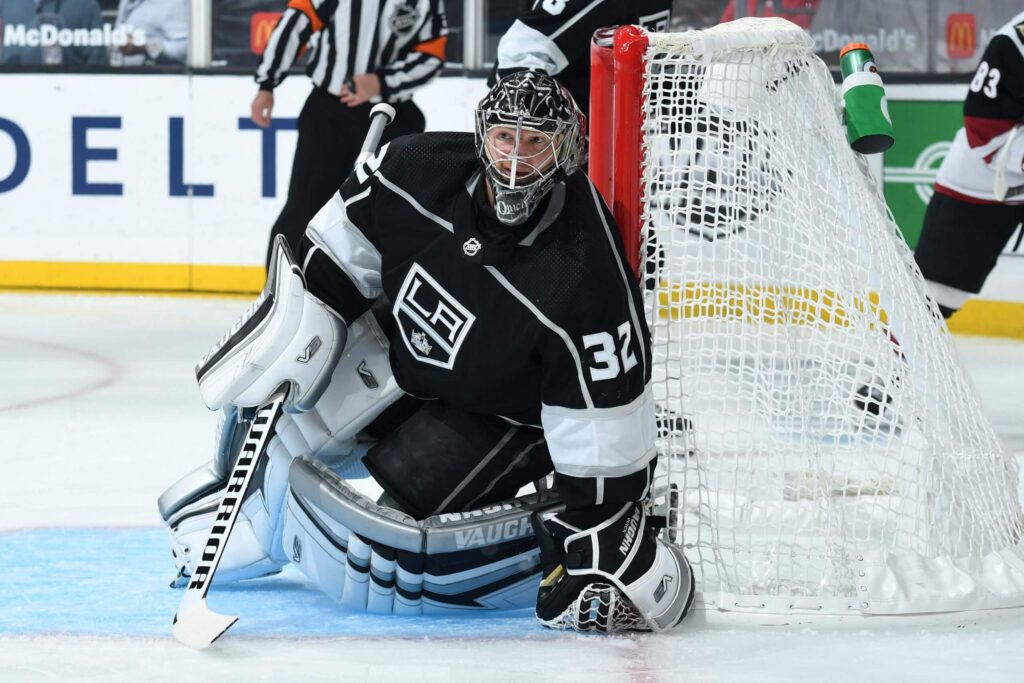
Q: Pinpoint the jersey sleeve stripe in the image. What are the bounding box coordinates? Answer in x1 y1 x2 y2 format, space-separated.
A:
548 0 606 41
257 10 308 87
484 266 595 409
302 249 371 324
540 386 657 478
965 116 1019 152
306 194 383 300
587 180 648 375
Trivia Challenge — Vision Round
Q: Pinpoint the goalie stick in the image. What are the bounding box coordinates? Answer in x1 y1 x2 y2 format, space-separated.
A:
171 388 286 648
171 103 396 649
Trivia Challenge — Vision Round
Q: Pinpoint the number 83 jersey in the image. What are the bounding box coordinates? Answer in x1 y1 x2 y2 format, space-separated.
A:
298 132 656 485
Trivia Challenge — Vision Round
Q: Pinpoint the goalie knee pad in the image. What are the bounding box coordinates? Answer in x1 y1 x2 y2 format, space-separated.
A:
196 236 347 414
282 456 563 614
533 502 695 633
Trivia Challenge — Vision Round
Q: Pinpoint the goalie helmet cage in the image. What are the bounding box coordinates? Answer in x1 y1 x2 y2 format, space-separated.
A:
589 17 1024 619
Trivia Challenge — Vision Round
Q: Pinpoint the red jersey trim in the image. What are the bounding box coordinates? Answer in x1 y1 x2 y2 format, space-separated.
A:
965 115 1017 150
934 183 1018 205
937 183 1003 204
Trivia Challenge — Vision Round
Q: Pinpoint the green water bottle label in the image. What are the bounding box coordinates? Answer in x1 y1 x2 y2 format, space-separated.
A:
840 43 895 155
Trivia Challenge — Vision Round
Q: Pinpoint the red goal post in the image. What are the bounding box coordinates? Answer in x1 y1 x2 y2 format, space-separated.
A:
589 24 648 278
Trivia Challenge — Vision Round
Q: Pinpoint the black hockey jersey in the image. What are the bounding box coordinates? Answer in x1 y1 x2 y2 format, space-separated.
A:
494 0 672 113
300 133 656 487
936 11 1024 204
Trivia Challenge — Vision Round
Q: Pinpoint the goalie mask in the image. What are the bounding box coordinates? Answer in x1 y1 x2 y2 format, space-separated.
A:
475 71 586 226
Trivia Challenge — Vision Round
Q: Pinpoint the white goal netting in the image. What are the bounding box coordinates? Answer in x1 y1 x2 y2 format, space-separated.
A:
638 19 1024 615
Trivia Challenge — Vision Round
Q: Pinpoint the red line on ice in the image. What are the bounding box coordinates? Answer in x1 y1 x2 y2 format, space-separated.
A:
0 335 123 412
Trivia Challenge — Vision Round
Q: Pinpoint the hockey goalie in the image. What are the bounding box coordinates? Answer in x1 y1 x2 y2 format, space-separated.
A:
158 71 694 634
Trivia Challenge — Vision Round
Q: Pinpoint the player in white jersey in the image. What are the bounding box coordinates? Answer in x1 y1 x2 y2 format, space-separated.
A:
915 11 1024 318
159 71 693 634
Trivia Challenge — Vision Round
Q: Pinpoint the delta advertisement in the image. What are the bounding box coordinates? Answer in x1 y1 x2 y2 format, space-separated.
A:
0 71 1021 339
0 73 486 291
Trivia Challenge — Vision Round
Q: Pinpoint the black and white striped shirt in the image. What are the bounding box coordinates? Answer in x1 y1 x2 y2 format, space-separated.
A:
256 0 447 102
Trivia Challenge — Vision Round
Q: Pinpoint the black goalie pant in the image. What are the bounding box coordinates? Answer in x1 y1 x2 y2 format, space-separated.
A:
362 398 554 521
914 191 1023 303
265 88 427 266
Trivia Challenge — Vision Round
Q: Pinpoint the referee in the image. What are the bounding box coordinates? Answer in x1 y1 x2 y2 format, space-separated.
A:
252 0 448 265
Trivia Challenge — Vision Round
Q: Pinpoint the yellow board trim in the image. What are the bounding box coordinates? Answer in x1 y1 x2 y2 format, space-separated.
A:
656 282 890 329
947 300 1024 339
0 261 265 294
654 281 1024 340
1 263 1022 340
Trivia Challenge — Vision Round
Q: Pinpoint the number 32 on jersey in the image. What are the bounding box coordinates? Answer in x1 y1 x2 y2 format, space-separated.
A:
583 322 638 381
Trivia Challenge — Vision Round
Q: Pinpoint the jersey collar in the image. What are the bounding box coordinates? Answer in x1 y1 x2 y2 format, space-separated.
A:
454 172 566 266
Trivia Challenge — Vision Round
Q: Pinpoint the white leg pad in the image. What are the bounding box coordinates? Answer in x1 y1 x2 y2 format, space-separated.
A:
342 535 372 610
282 456 562 614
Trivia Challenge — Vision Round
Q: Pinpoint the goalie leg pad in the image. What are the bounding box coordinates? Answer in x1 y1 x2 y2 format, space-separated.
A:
282 455 562 614
159 433 297 586
196 236 347 414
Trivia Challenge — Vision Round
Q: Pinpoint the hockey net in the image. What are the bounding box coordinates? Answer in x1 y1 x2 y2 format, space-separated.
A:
590 18 1024 617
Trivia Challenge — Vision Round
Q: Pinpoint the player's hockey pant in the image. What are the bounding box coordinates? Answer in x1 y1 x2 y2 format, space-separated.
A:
915 191 1024 316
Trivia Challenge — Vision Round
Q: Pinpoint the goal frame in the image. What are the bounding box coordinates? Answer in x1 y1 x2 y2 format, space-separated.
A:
588 19 1024 623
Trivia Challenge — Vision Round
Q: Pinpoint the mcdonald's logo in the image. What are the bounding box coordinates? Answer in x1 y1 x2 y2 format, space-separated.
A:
251 12 282 55
946 13 976 60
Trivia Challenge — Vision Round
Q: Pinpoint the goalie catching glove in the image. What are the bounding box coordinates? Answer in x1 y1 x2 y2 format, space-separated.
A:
532 501 694 633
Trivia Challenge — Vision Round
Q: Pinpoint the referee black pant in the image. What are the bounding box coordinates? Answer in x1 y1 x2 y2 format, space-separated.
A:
266 87 426 266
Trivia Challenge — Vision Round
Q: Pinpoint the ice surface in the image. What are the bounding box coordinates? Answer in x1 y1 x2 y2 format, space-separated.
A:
1 292 1023 682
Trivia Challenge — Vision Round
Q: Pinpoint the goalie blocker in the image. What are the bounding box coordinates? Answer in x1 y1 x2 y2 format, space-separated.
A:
195 236 348 414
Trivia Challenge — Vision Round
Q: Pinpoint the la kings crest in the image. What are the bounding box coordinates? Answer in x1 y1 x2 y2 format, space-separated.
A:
393 263 475 369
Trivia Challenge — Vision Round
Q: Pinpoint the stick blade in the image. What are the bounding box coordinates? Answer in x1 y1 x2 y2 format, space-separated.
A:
172 599 238 649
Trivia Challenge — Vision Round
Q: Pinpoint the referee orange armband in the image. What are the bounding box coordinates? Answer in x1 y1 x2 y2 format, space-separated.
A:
287 0 326 33
412 36 447 61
